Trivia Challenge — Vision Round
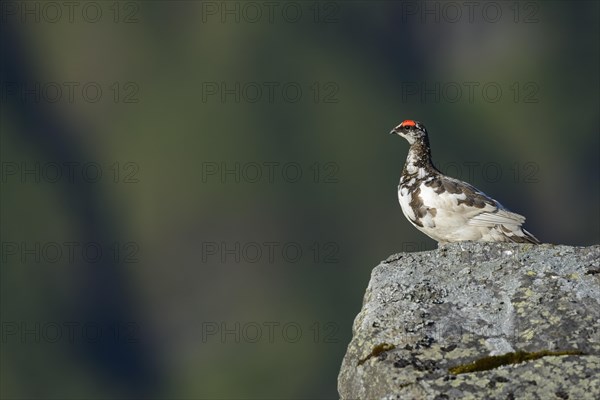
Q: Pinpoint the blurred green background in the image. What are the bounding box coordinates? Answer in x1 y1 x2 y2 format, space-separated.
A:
1 1 598 398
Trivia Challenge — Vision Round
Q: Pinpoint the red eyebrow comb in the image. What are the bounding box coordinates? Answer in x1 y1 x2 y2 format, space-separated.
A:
401 120 416 127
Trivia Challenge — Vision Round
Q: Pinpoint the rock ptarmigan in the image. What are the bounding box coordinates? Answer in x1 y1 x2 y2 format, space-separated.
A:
390 119 540 244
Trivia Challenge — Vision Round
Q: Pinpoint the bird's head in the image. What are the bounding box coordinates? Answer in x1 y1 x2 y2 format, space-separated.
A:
389 120 428 145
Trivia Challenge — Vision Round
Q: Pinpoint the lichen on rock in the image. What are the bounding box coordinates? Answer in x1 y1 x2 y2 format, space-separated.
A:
338 242 600 399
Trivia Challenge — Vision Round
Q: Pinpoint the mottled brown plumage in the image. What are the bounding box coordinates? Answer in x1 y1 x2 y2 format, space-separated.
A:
391 120 540 244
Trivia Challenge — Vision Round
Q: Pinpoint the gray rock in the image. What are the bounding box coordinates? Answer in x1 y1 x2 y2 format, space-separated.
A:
338 242 600 400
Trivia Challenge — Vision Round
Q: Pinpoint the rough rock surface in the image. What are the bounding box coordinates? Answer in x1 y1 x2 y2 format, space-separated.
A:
338 242 600 399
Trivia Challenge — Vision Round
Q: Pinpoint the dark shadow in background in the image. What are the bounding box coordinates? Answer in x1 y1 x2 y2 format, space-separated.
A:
1 23 163 397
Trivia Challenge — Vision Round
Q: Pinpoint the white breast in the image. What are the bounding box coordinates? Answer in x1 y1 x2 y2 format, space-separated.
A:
398 185 416 223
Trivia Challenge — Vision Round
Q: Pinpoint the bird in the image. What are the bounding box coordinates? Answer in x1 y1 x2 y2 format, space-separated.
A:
390 119 540 244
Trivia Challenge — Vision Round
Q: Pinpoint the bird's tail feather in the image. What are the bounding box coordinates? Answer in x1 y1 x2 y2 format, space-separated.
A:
506 228 541 244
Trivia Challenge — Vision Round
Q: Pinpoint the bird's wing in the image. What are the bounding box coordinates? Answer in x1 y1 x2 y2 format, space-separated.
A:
467 208 526 227
417 174 539 243
429 176 527 227
448 179 540 243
